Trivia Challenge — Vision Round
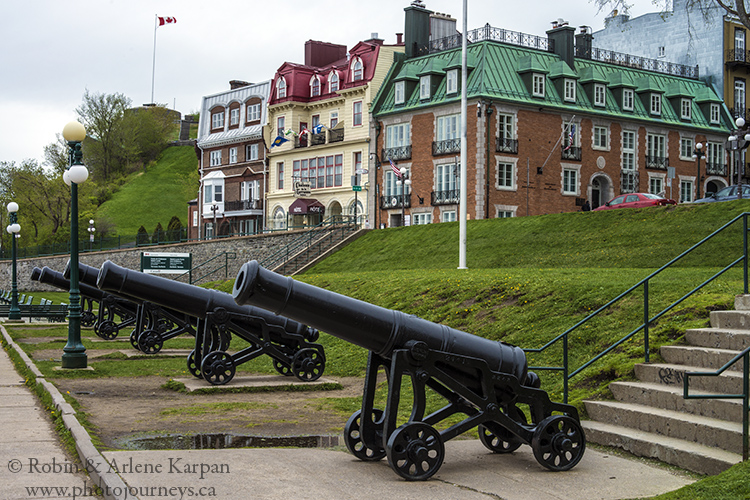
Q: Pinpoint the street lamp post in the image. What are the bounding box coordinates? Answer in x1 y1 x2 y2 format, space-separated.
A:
399 166 411 227
210 204 219 239
726 117 750 200
369 153 381 229
6 202 21 321
61 120 89 369
87 219 95 251
693 142 705 200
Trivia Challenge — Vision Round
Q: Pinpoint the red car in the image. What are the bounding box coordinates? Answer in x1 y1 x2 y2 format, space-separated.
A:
593 193 677 211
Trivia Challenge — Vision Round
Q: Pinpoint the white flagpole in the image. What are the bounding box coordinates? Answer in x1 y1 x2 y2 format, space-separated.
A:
458 0 468 270
151 15 158 104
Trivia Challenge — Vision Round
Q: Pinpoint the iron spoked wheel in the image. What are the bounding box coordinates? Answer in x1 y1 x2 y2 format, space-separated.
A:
201 351 236 385
95 320 118 340
344 409 386 461
130 331 142 351
291 348 325 382
138 330 164 355
478 406 527 454
386 422 445 481
531 415 586 471
187 350 202 378
81 311 96 328
273 360 293 377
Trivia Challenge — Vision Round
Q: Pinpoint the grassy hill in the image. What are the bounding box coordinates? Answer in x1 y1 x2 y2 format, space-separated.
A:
97 146 198 235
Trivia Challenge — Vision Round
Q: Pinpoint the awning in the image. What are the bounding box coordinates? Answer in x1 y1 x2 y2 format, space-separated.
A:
289 198 325 215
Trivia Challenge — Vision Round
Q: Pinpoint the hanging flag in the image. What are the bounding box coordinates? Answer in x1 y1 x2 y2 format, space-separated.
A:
389 157 401 177
564 125 575 151
271 135 289 147
158 16 177 26
299 128 310 137
312 124 325 134
284 129 298 138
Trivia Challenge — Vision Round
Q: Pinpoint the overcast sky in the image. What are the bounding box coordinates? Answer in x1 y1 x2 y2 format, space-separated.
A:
0 0 650 166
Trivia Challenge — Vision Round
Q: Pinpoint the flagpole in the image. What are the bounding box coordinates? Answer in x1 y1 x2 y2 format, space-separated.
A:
151 15 158 104
458 0 468 270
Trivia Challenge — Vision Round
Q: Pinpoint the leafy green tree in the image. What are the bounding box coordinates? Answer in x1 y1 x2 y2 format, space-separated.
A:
136 225 150 245
125 106 178 166
152 222 164 243
167 215 183 242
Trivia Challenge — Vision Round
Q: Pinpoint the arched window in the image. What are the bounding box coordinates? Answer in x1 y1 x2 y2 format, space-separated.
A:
272 206 286 230
348 200 364 224
328 71 339 93
276 77 287 99
310 75 321 97
351 58 363 81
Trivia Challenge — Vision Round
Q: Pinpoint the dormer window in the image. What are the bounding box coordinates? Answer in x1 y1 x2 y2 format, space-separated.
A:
710 103 720 124
211 110 224 130
446 69 458 94
564 79 576 102
681 98 692 120
594 84 606 107
420 75 431 100
277 77 287 99
395 81 405 105
329 71 339 93
351 58 363 81
650 93 661 115
310 75 321 97
623 89 634 111
532 74 545 97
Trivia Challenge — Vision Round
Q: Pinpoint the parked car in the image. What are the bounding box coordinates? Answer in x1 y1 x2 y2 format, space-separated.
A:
693 184 750 203
593 193 677 211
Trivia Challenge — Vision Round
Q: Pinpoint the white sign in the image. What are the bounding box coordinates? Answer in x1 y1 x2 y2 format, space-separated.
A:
293 181 311 197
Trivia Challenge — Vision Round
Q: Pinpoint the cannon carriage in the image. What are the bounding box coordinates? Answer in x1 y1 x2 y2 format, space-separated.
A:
96 261 326 385
232 260 585 480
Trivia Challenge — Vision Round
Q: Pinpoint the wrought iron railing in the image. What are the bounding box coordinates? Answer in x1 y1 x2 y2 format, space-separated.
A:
645 155 669 170
380 193 411 209
731 107 750 123
427 24 553 54
329 128 344 143
496 137 518 154
561 146 582 161
727 49 750 65
311 133 326 146
432 139 461 155
577 46 699 80
224 200 261 211
431 189 459 205
620 170 639 193
382 146 412 161
706 162 728 176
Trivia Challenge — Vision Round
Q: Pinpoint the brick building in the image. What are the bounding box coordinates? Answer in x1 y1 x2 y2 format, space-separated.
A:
368 5 733 226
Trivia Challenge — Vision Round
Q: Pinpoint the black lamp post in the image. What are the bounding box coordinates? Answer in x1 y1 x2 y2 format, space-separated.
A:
369 153 381 229
210 204 219 239
61 120 89 369
693 142 705 200
87 219 95 250
398 166 411 227
6 202 21 321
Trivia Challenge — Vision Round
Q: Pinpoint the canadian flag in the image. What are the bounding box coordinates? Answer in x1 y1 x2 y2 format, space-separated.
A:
158 16 176 26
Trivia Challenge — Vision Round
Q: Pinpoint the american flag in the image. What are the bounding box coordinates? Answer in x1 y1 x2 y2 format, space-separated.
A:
389 158 401 177
564 124 575 151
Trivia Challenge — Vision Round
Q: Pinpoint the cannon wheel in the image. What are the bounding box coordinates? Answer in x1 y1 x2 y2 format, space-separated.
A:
273 360 293 377
138 329 164 355
386 422 445 481
531 415 585 472
95 320 118 340
291 348 325 382
130 330 142 351
81 311 97 328
344 409 386 461
201 351 236 385
186 350 202 378
478 406 527 454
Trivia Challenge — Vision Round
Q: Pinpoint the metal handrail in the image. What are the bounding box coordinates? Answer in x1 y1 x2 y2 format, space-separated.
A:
171 251 236 285
525 212 750 404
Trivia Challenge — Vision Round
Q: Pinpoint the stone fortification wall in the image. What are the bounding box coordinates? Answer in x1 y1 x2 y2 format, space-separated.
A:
0 230 307 293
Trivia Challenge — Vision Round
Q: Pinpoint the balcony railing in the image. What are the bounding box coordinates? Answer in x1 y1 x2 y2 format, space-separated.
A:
496 137 518 154
620 170 639 194
726 49 750 65
329 128 344 143
382 145 412 161
427 25 553 54
310 133 326 146
730 107 750 123
380 193 411 210
561 146 582 161
432 138 461 155
706 162 728 176
431 189 460 205
224 199 261 211
645 155 669 170
577 46 699 80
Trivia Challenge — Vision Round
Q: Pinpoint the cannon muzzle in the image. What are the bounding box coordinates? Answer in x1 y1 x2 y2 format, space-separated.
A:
36 266 106 300
233 260 531 385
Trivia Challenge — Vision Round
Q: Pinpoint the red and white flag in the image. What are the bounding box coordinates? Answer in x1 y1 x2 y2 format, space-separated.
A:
158 16 177 26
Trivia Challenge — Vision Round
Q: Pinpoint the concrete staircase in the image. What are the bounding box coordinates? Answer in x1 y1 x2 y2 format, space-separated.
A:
582 295 749 475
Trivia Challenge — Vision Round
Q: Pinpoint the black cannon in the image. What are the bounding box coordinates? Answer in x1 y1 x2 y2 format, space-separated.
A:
97 261 326 385
232 261 585 480
69 262 197 354
31 267 96 327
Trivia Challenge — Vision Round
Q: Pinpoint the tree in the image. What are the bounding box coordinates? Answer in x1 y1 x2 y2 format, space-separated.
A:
167 215 183 242
595 0 748 31
125 106 178 166
152 222 164 243
136 225 150 245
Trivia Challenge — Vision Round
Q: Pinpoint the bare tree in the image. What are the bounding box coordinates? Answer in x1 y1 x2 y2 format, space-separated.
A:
594 0 747 30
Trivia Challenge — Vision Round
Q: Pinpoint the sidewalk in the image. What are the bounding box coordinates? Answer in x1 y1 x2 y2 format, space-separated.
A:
0 322 697 500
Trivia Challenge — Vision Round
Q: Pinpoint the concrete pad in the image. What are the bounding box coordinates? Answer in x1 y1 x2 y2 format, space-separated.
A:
103 441 694 500
175 374 341 393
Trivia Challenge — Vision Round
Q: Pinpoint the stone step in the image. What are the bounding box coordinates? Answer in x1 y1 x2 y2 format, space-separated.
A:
581 420 742 476
660 345 744 373
609 381 745 421
584 400 744 454
710 309 750 330
685 328 750 351
634 362 745 394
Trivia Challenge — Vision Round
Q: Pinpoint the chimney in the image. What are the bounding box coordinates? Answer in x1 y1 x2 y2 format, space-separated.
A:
575 26 593 60
304 40 348 67
404 2 432 58
546 20 576 68
396 33 404 45
229 80 251 90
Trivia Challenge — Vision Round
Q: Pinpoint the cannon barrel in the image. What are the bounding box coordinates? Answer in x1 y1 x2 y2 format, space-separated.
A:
232 260 531 384
97 260 317 340
35 266 107 301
